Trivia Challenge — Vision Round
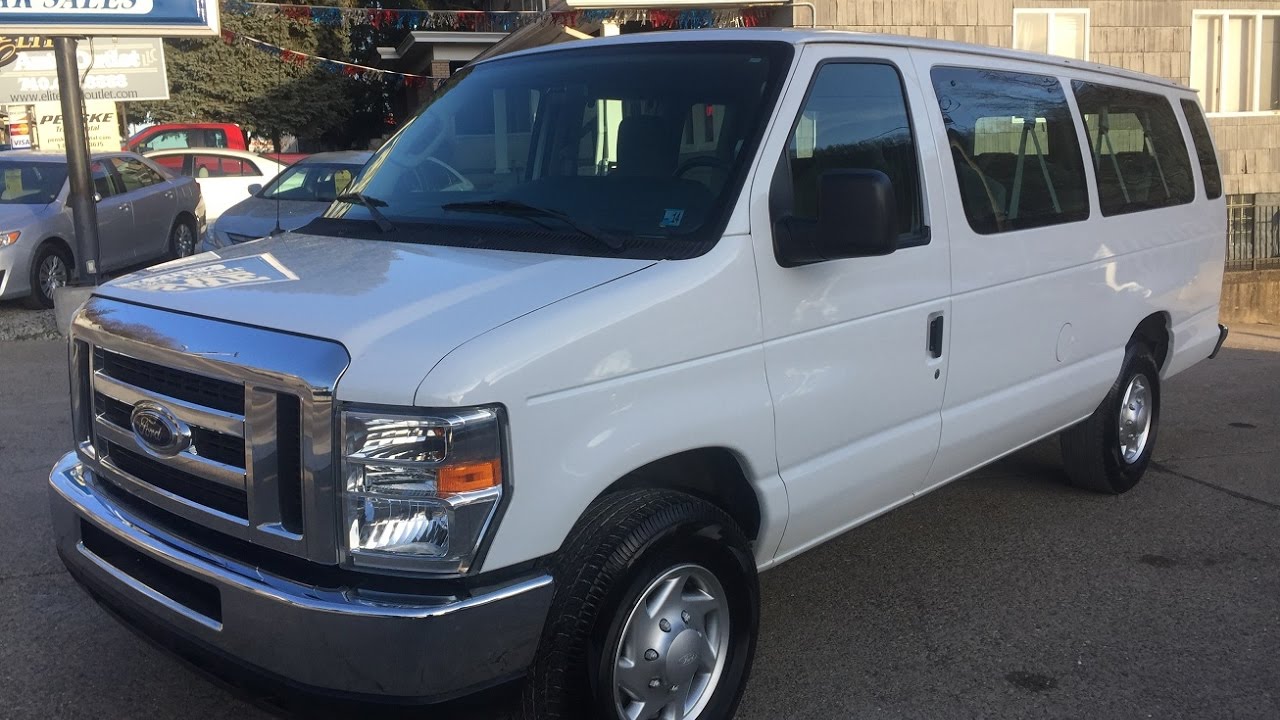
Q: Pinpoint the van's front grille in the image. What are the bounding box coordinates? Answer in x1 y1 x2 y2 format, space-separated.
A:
71 297 349 565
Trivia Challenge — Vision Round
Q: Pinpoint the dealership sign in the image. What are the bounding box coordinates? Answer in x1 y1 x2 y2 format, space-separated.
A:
0 37 168 102
0 0 218 37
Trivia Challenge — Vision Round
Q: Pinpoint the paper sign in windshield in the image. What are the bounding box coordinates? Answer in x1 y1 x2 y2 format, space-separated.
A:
116 253 298 293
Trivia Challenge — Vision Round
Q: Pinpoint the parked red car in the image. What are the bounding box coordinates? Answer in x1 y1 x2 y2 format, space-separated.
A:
125 123 307 165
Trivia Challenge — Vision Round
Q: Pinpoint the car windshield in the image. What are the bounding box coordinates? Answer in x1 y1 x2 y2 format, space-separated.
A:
258 162 361 202
0 160 67 204
325 41 793 259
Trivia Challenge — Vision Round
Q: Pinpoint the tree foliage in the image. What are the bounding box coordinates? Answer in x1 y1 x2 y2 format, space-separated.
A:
130 2 407 150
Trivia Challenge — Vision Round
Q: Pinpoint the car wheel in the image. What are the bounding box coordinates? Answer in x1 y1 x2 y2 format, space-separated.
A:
169 218 197 259
24 243 72 309
1060 343 1161 494
523 489 759 720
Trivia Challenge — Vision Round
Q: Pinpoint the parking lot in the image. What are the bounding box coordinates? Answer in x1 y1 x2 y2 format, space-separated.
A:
1 326 1277 719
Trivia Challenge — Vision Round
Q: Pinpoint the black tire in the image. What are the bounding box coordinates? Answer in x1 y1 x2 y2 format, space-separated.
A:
23 242 72 309
1060 343 1161 494
523 489 759 720
168 217 197 259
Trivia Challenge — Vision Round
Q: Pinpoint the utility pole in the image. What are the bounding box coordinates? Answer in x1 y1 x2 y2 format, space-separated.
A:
53 37 99 286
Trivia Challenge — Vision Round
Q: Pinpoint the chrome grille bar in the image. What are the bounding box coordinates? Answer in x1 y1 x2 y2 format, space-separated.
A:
93 370 246 439
93 417 247 490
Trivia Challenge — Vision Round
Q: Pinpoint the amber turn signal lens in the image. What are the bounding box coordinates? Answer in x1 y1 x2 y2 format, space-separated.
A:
438 460 501 494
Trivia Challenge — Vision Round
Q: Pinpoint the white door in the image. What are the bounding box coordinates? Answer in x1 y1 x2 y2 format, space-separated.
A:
913 59 1116 490
749 46 953 561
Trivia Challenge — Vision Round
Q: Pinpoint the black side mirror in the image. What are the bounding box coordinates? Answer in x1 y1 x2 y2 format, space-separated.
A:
775 169 899 267
247 183 263 196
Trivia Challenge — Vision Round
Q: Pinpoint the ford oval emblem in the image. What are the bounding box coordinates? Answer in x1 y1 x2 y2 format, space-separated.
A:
130 401 191 458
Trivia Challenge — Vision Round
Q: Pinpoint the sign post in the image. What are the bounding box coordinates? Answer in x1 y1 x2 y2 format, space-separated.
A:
53 37 98 285
0 1 217 298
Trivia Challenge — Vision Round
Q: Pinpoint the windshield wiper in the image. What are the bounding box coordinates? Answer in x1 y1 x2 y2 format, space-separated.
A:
336 192 395 233
440 199 624 251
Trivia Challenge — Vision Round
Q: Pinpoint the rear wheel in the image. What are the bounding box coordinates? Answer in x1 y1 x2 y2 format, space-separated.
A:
1060 343 1161 494
169 217 196 259
24 242 71 309
523 489 758 720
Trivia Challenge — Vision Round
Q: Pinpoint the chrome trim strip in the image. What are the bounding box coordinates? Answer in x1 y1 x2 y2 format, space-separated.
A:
93 370 246 439
98 454 250 528
75 540 224 632
95 417 247 491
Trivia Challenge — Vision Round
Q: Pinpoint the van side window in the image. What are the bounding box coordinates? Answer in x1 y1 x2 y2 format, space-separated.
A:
931 67 1090 235
784 62 926 244
1072 82 1196 215
1179 99 1223 200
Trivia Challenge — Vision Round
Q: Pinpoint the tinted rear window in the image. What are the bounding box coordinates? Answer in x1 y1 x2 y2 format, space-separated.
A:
1073 82 1195 216
932 66 1090 234
1180 99 1223 200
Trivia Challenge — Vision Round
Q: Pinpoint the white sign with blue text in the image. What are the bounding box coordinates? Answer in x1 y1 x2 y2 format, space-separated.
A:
0 0 218 37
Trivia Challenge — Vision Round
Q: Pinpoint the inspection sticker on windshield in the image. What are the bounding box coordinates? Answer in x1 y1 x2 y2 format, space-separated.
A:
116 253 300 294
660 209 685 228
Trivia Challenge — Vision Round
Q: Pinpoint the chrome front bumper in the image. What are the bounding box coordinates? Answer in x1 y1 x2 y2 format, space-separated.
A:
48 451 553 701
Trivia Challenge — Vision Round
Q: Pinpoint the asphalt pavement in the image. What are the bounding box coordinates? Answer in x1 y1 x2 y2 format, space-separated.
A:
1 330 1277 719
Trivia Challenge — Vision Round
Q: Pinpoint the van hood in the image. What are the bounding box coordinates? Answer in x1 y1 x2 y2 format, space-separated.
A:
96 232 657 405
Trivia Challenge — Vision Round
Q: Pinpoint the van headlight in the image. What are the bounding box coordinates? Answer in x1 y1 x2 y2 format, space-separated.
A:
341 406 504 575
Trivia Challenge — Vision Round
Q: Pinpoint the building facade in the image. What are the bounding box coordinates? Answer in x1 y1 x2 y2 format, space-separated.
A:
801 1 1280 204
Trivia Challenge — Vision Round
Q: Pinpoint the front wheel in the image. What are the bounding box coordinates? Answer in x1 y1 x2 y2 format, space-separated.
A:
24 242 72 309
523 489 759 720
1060 343 1161 493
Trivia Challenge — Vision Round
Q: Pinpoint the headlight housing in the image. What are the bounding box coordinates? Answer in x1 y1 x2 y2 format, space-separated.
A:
341 406 505 575
0 230 20 248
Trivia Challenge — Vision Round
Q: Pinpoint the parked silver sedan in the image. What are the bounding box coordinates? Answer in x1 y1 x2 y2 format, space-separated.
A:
0 151 206 308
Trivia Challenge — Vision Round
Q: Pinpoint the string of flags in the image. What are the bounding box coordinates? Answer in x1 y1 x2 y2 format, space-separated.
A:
222 0 776 32
220 29 446 89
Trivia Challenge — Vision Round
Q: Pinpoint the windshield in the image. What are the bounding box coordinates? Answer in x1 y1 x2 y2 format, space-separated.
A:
0 161 66 204
324 41 794 259
259 162 360 202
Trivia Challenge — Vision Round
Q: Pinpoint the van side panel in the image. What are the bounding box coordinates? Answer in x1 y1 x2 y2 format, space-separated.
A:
913 51 1225 490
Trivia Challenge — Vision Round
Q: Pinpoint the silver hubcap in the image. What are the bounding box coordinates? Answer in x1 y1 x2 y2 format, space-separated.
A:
1118 374 1153 464
613 564 730 720
39 254 67 298
174 224 194 256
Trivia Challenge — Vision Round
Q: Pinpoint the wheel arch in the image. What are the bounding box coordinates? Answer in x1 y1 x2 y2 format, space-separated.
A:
174 210 199 230
593 447 763 543
1130 311 1172 374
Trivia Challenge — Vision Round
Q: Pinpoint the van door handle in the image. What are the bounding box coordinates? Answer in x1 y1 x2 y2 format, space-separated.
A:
928 315 944 359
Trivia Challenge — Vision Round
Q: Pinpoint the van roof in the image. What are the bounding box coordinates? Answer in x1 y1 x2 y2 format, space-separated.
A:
479 28 1190 94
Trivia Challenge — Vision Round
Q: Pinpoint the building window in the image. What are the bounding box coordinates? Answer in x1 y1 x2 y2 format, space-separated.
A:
1013 9 1089 60
1192 10 1280 113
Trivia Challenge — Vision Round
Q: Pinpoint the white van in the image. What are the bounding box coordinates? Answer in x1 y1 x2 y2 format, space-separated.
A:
49 30 1227 720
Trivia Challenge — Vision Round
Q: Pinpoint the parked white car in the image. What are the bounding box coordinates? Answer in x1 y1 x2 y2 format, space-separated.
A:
145 148 285 222
50 31 1227 720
